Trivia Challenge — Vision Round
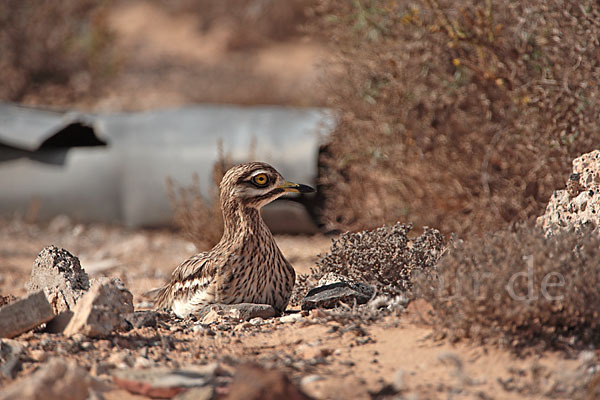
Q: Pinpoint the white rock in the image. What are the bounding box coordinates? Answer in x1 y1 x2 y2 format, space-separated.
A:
537 149 600 236
25 246 89 315
280 313 303 323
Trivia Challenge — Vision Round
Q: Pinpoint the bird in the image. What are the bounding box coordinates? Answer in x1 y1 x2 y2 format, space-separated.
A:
155 161 315 317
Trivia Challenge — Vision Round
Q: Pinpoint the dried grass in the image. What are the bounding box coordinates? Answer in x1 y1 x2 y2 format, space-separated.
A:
417 224 600 351
166 144 234 250
0 0 116 105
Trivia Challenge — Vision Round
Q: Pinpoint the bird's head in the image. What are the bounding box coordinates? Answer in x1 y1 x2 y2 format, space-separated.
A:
219 162 315 209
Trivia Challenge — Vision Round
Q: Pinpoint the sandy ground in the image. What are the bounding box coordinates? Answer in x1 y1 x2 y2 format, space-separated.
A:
0 218 595 399
88 1 329 111
1 4 596 397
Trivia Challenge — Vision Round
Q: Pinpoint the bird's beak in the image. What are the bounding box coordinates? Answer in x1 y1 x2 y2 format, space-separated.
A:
278 181 315 193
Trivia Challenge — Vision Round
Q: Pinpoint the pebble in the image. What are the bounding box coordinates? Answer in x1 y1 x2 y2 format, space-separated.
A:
300 374 324 385
134 356 155 369
280 313 303 323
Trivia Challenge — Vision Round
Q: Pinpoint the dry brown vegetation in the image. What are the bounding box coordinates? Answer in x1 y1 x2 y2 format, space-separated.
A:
0 0 116 105
311 0 600 236
417 224 600 352
166 146 235 251
304 222 444 297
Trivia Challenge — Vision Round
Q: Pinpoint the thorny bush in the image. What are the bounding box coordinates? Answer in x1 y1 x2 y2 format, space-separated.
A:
292 222 445 304
417 224 600 352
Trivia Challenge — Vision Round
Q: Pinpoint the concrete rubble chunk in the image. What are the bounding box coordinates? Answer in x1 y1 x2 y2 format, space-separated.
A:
63 279 134 338
227 363 313 400
26 246 90 315
301 281 374 311
112 364 227 399
0 358 91 400
537 149 600 236
198 303 277 324
0 291 55 338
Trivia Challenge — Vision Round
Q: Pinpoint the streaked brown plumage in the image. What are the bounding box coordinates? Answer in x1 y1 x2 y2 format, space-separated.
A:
155 162 314 317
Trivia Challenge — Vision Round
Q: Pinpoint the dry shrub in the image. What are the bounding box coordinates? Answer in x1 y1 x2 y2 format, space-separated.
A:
167 148 234 250
310 0 600 236
0 0 116 105
292 222 445 304
417 224 600 351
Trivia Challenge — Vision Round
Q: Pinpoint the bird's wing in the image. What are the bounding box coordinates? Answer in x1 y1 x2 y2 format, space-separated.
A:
154 252 217 309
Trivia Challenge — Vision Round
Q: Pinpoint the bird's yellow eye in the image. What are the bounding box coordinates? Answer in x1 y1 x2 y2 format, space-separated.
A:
252 173 269 187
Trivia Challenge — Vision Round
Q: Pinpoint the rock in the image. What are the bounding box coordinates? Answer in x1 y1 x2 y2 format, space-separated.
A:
299 375 326 399
0 295 15 308
368 294 410 310
198 303 277 323
391 369 406 392
279 313 303 323
299 374 324 387
0 339 24 379
316 272 349 287
173 386 214 400
107 351 135 369
63 280 133 337
537 150 600 236
301 281 374 311
0 291 55 338
44 311 74 333
226 363 313 400
0 358 91 400
123 310 161 329
25 246 89 315
112 364 224 399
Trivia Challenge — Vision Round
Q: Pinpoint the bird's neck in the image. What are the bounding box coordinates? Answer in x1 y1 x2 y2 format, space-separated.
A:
220 197 271 243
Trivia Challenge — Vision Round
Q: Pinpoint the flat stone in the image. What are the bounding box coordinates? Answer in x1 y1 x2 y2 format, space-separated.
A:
301 281 374 311
0 291 55 338
112 364 224 399
26 246 89 315
63 280 134 338
198 303 277 323
227 363 313 400
0 358 91 400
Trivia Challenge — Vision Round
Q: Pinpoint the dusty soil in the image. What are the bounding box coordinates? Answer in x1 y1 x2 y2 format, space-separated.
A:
0 217 595 399
88 1 329 111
